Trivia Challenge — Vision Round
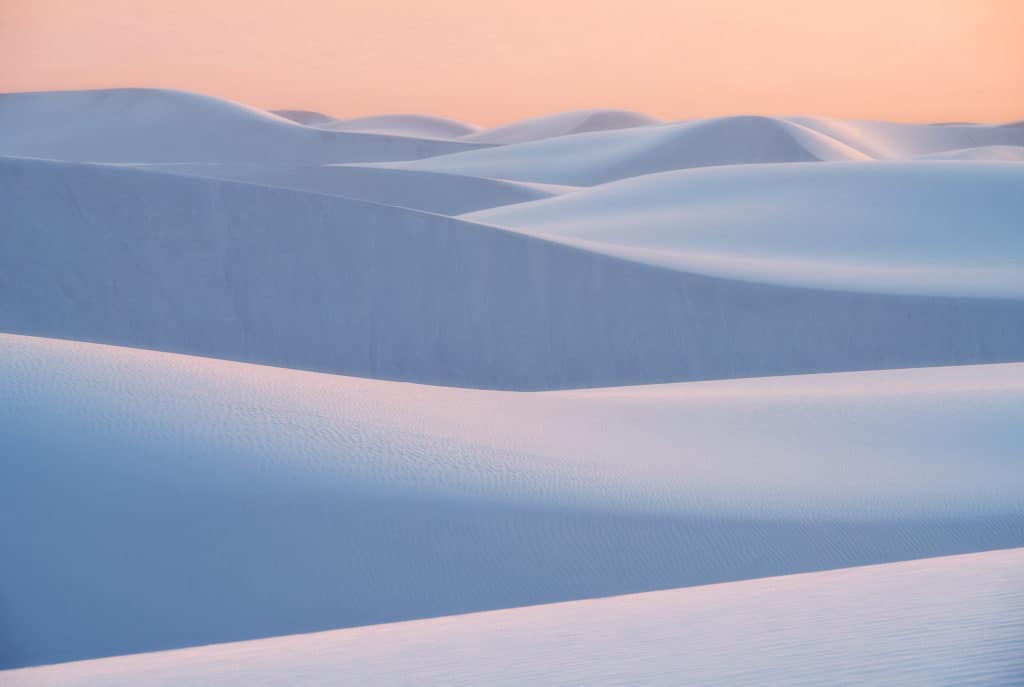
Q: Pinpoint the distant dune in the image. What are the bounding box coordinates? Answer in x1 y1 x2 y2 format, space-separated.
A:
275 110 481 139
385 115 869 185
0 89 484 163
463 109 661 144
915 145 1024 161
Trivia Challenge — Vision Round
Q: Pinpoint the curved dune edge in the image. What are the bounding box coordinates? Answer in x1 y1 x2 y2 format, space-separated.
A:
466 161 1024 298
0 88 485 164
3 548 1021 686
5 155 1024 390
1 333 1022 667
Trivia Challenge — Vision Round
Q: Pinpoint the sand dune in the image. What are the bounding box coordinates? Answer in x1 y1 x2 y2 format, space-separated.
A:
791 116 1024 158
4 549 1020 686
382 115 866 185
463 109 661 144
467 161 1024 298
915 145 1024 161
5 155 1024 389
2 87 1021 679
114 161 572 214
1 332 1021 667
0 89 484 164
275 110 480 139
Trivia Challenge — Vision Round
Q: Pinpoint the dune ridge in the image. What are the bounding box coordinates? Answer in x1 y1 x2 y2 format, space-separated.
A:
3 548 1020 686
5 155 1024 389
1 332 1021 667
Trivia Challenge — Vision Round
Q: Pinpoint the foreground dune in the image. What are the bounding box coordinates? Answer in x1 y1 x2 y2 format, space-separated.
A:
2 333 1022 666
4 155 1023 389
4 548 1020 686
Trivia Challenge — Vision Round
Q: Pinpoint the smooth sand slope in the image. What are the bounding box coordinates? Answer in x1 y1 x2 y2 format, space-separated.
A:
467 162 1024 298
791 116 1024 158
463 109 661 144
3 87 1022 679
5 549 1021 686
0 89 484 164
4 155 1024 389
273 110 481 139
117 162 572 214
384 115 869 185
2 333 1022 667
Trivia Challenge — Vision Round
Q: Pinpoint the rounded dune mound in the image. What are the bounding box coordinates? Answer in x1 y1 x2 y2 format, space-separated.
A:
271 108 343 127
789 116 1024 158
467 161 1024 299
322 113 480 139
464 109 661 144
393 115 866 185
0 88 483 164
275 110 480 139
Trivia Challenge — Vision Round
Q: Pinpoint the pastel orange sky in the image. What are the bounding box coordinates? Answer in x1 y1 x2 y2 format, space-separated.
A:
3 0 1022 126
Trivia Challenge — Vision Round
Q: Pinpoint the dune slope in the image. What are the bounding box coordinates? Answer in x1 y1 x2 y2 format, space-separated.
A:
4 155 1024 389
385 115 868 185
467 162 1024 298
120 162 570 214
0 89 483 163
1 333 1022 667
464 109 661 144
4 549 1021 686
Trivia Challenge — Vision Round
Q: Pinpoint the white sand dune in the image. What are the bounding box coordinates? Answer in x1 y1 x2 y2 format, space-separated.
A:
463 109 661 144
3 87 1021 679
791 116 1024 158
4 549 1020 687
0 89 484 164
915 145 1024 161
274 110 480 139
384 115 867 185
1 332 1021 667
467 161 1024 298
113 161 572 214
5 155 1024 389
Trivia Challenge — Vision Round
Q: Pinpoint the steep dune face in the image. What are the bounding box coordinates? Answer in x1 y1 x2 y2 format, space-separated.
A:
118 162 570 215
464 109 661 144
467 162 1024 298
4 156 1024 389
0 89 484 163
389 115 866 185
1 333 1021 667
5 548 1020 686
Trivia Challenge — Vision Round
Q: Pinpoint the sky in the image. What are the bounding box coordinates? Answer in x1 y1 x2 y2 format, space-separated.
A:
3 0 1022 126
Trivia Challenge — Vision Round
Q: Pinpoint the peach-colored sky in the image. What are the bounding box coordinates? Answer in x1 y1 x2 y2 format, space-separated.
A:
3 0 1022 126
